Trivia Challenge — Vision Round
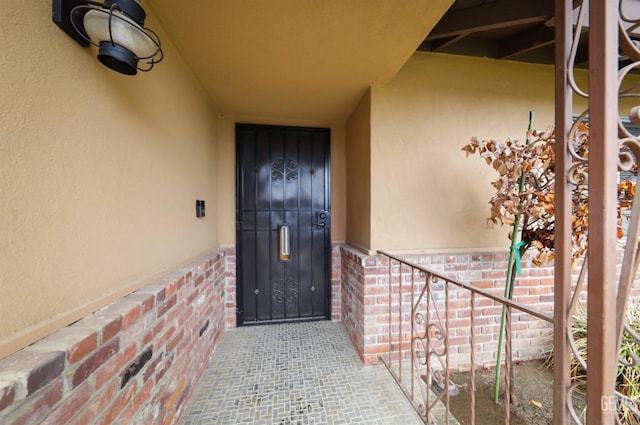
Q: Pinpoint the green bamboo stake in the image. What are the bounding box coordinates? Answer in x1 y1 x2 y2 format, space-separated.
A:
493 110 535 404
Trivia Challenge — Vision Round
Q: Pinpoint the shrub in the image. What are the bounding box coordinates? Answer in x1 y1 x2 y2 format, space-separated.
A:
547 302 640 423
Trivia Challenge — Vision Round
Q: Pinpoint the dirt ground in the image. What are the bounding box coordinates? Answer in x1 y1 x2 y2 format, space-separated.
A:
447 360 557 425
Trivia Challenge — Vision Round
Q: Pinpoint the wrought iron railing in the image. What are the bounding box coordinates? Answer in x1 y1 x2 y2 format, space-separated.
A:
378 251 554 425
556 1 640 423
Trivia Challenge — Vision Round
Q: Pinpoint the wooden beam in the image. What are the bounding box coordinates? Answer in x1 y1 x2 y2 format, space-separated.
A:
427 0 555 40
429 34 470 52
498 25 555 58
419 36 499 58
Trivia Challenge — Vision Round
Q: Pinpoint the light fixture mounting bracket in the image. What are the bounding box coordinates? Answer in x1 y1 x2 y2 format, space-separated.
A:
53 0 90 47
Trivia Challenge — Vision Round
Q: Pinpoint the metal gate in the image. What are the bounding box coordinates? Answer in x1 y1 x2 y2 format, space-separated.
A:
236 124 331 324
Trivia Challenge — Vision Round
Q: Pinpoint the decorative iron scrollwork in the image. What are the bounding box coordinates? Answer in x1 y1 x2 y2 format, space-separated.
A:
271 159 298 182
272 278 285 303
272 159 285 182
272 277 299 307
409 271 458 416
286 160 298 182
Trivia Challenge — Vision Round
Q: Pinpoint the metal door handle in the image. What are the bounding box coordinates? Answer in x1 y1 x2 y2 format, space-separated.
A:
279 225 291 261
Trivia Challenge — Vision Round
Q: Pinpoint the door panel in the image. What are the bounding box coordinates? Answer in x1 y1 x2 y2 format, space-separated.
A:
236 124 331 324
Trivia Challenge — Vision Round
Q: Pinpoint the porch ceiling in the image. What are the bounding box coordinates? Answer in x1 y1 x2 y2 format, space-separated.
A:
419 0 637 68
145 0 454 122
420 0 559 64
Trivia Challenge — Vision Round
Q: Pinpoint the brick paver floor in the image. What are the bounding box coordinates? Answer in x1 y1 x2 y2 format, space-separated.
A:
178 321 423 425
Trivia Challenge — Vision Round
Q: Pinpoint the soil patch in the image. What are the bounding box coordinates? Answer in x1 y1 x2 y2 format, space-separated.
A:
448 360 556 425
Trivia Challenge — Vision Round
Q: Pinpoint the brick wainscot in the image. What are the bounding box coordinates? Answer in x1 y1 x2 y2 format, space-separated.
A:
339 244 640 368
0 249 235 425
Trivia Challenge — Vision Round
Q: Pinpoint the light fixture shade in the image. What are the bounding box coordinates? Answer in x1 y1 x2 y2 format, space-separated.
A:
53 0 163 75
83 9 159 60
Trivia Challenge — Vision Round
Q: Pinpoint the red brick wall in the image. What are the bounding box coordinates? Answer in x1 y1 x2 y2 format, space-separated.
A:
340 246 391 364
340 245 640 369
331 244 342 321
223 248 237 330
403 251 555 369
0 249 236 425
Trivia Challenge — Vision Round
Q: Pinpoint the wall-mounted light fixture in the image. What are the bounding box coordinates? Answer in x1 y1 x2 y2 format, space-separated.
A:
53 0 163 75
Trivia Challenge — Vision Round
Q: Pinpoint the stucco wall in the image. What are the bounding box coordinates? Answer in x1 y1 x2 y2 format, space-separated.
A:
369 52 571 252
0 1 220 358
345 89 372 252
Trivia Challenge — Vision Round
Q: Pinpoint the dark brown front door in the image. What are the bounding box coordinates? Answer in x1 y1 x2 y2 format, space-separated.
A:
236 124 331 324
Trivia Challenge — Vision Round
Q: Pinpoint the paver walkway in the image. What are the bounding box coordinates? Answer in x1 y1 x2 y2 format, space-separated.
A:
178 321 423 425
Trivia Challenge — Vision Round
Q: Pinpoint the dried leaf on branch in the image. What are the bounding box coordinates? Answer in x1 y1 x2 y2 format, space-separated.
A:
462 125 636 265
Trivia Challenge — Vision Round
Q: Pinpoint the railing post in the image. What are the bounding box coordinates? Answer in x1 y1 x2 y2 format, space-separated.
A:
554 0 573 424
425 269 431 420
388 258 393 372
470 292 476 425
587 1 619 423
411 268 416 402
444 280 451 424
399 261 403 384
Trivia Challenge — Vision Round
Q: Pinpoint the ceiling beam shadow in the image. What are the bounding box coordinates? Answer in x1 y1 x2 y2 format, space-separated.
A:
427 0 555 40
498 25 555 58
428 34 470 52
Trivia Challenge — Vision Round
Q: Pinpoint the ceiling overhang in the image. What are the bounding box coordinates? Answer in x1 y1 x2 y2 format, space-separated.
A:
146 0 454 122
